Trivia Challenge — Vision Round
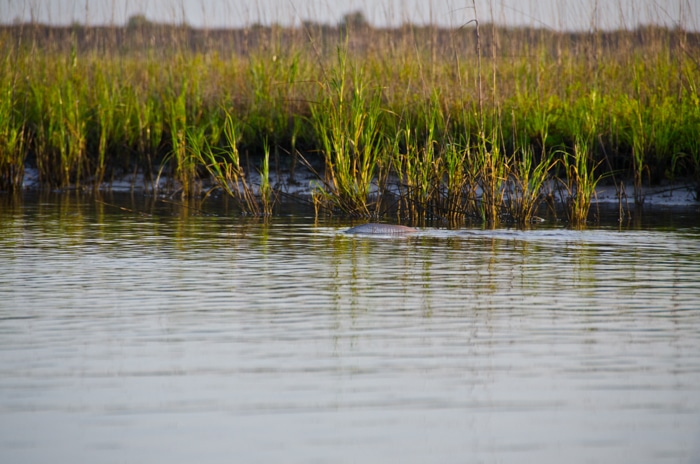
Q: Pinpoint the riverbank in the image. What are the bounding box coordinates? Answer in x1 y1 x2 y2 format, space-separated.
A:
17 164 699 213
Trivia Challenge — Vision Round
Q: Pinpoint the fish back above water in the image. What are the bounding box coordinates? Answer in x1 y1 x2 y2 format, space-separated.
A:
345 223 418 235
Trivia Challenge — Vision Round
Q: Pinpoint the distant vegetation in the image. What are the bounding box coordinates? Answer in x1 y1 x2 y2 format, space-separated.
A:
1 14 698 225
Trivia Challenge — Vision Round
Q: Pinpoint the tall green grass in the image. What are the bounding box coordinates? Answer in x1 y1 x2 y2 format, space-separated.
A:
558 134 604 227
309 46 388 217
0 53 27 192
0 20 697 225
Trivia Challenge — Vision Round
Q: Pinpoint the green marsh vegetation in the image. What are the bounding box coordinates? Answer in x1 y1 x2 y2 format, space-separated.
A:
1 11 698 226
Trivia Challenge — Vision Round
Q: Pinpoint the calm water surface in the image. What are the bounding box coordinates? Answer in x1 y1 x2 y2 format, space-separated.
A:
1 193 700 464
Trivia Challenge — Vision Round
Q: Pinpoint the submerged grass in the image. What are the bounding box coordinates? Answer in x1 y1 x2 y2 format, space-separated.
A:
1 19 698 226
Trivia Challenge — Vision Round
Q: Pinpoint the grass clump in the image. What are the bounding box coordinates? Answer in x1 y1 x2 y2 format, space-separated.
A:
309 46 388 217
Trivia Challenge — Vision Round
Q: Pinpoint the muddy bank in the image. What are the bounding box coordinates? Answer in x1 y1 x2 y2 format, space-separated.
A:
17 166 699 210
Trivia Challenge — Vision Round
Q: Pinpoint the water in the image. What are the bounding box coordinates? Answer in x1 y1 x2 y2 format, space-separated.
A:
1 193 700 464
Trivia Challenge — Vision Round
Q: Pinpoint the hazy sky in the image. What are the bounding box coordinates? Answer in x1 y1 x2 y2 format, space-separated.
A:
1 0 697 31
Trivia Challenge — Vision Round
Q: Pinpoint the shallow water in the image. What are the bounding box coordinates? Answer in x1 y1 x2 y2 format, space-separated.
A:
1 193 700 464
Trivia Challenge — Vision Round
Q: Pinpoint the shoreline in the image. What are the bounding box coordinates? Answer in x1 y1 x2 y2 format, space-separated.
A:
14 166 699 210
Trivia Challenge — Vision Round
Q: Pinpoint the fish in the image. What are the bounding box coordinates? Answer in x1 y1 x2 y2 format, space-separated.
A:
344 223 418 235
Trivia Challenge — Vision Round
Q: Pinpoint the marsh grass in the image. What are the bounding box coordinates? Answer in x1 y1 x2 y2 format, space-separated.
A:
0 68 27 191
505 144 556 226
0 17 698 226
392 123 438 222
198 110 262 215
164 78 197 197
442 134 479 223
476 129 507 226
258 138 275 216
27 58 88 189
310 46 387 217
558 134 605 227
